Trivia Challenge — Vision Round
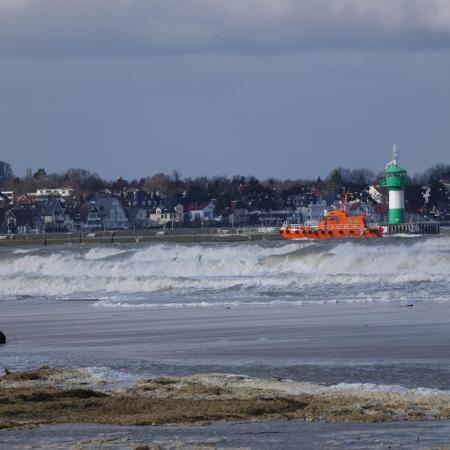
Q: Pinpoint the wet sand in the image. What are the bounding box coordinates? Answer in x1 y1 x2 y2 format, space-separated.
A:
4 420 450 450
3 300 450 388
3 300 450 447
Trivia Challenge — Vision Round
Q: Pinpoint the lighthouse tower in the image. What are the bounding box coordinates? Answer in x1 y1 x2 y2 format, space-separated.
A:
381 144 408 224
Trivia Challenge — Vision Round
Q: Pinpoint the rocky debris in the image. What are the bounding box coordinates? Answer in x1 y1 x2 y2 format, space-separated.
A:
1 366 114 390
2 368 450 430
1 366 59 382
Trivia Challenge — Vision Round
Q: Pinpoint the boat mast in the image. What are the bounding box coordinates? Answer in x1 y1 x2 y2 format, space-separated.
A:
343 190 348 212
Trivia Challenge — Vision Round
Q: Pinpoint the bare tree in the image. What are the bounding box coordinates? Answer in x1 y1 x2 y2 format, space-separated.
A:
0 161 13 187
142 173 170 193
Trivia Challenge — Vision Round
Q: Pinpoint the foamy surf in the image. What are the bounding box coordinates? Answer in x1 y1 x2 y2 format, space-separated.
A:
0 236 449 305
184 373 450 400
0 367 136 390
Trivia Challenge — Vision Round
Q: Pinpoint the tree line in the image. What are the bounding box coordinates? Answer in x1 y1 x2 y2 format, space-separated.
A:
0 160 449 210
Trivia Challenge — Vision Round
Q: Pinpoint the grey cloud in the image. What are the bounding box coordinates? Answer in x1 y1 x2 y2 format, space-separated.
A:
0 0 450 56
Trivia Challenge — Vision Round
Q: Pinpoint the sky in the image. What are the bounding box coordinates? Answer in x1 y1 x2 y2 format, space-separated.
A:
0 0 450 180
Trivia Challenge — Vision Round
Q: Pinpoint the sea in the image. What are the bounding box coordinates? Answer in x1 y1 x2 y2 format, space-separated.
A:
1 232 449 307
1 230 450 448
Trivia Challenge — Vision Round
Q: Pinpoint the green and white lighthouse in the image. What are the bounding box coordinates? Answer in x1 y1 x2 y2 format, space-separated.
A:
381 144 408 224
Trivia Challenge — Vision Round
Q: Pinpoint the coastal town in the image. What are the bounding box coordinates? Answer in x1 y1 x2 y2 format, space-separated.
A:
0 160 449 235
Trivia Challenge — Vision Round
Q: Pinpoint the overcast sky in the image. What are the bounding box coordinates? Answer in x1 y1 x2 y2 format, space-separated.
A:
1 0 450 180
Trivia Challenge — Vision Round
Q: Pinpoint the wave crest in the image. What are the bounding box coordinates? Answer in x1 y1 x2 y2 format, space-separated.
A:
1 237 449 304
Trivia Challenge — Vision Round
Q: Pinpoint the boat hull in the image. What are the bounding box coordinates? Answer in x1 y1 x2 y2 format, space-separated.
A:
280 227 383 240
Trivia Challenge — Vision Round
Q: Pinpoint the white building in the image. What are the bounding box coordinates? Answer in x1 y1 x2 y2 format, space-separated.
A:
0 191 15 205
28 188 74 199
186 201 215 222
298 200 328 222
149 204 184 226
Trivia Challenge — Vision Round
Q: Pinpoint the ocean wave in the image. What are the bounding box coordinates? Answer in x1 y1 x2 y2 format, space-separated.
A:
12 248 35 254
0 237 449 302
84 247 130 260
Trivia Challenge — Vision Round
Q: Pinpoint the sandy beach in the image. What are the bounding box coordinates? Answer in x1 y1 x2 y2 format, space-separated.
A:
3 298 450 387
2 301 450 438
1 237 450 448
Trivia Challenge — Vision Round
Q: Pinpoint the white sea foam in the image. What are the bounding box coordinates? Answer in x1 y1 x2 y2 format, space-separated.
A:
306 382 450 399
94 295 434 309
323 382 445 397
84 247 129 260
188 374 450 400
386 233 422 238
67 366 137 385
1 237 449 303
12 248 34 254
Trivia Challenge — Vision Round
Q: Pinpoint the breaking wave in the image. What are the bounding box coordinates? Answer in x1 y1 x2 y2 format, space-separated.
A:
1 235 449 306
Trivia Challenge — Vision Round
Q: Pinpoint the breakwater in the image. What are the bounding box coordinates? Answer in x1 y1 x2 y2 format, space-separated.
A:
383 222 440 236
0 228 282 246
0 223 444 247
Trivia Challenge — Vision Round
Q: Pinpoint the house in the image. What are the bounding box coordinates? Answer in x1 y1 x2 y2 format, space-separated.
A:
368 185 384 204
16 194 34 206
28 188 74 199
347 200 383 223
70 202 103 231
1 205 44 234
34 198 74 232
0 208 5 230
285 193 315 209
0 193 10 209
174 203 184 222
148 204 183 226
149 207 175 226
128 207 148 229
297 200 328 222
186 201 215 222
228 201 250 226
127 190 155 208
251 209 303 227
0 191 15 206
92 194 129 230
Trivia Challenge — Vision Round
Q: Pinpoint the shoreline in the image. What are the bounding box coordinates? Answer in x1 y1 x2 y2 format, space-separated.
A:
4 300 450 390
4 420 450 450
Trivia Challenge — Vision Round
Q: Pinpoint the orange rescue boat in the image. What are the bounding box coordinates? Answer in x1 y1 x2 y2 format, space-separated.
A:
280 199 383 240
